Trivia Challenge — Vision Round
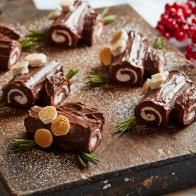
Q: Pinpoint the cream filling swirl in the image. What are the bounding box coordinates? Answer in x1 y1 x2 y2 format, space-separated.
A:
140 106 162 125
7 89 28 105
116 68 137 83
52 30 72 46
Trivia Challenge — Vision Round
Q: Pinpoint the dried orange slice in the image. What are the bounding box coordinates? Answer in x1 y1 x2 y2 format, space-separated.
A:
39 106 57 124
99 47 112 66
51 115 70 136
34 128 53 148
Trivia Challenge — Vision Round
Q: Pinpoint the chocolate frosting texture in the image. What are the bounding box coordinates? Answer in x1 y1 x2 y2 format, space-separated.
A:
135 70 193 126
24 103 105 153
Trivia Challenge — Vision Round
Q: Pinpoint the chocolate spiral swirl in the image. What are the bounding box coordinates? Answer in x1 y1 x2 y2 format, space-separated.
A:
140 106 162 125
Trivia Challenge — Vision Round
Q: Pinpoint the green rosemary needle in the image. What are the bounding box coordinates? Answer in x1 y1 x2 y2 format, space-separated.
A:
12 138 36 152
101 8 110 17
78 152 99 168
20 30 45 51
153 37 166 50
66 68 79 80
103 15 117 25
87 75 108 87
115 117 137 134
101 7 117 25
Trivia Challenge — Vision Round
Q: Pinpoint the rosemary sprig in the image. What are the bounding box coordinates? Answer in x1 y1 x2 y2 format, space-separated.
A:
103 15 117 25
115 117 136 134
78 152 99 168
87 75 108 87
153 37 166 50
101 8 117 25
101 7 110 17
20 30 45 51
66 68 79 80
12 138 36 152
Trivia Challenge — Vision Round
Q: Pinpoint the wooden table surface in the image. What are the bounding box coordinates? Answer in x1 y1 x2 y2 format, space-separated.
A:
0 0 195 195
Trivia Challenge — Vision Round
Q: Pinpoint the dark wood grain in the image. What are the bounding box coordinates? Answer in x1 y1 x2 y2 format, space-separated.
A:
0 1 195 195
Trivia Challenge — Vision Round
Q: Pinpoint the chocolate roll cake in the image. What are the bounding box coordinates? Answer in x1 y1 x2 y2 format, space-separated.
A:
48 0 90 47
24 103 105 153
109 31 148 86
2 61 60 107
0 35 21 71
41 66 71 106
144 49 166 75
135 70 193 126
0 25 20 40
174 86 196 125
82 9 103 46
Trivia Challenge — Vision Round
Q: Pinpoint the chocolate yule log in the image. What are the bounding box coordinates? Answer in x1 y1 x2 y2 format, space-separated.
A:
48 0 90 47
135 70 193 126
82 9 103 46
24 103 105 153
41 66 71 106
109 31 148 86
144 49 166 75
174 86 196 125
2 61 60 107
0 35 21 71
0 25 20 40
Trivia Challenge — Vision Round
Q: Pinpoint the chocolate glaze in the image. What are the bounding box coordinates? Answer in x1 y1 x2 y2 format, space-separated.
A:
0 37 21 71
109 31 148 86
40 66 71 106
82 9 103 46
2 61 60 107
144 48 166 75
24 103 105 153
48 0 90 47
135 70 193 126
174 86 196 125
0 25 20 40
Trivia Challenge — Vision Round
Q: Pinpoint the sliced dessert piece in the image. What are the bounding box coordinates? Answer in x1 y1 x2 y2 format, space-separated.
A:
41 66 71 106
109 31 148 85
135 70 193 126
48 0 90 47
174 86 196 125
24 103 105 153
2 61 60 107
0 35 21 71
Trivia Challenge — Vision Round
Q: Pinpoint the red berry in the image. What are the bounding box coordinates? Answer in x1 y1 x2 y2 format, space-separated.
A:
185 45 192 52
192 18 196 24
165 4 171 12
175 30 185 41
169 7 177 16
164 32 171 39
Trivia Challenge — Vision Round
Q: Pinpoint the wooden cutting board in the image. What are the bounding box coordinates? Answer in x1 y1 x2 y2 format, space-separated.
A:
0 1 195 195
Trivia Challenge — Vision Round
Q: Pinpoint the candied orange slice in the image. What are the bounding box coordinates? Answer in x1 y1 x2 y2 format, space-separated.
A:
51 115 70 136
99 47 112 66
39 106 57 124
34 128 53 148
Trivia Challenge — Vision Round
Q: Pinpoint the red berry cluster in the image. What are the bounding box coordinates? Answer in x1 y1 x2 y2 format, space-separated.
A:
156 0 196 60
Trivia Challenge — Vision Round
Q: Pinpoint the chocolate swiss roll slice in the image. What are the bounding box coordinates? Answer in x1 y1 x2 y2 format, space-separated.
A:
2 61 60 107
109 31 148 86
41 66 71 106
174 86 196 125
135 70 193 126
0 35 21 71
24 103 105 153
48 0 90 47
82 9 103 46
144 49 166 75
